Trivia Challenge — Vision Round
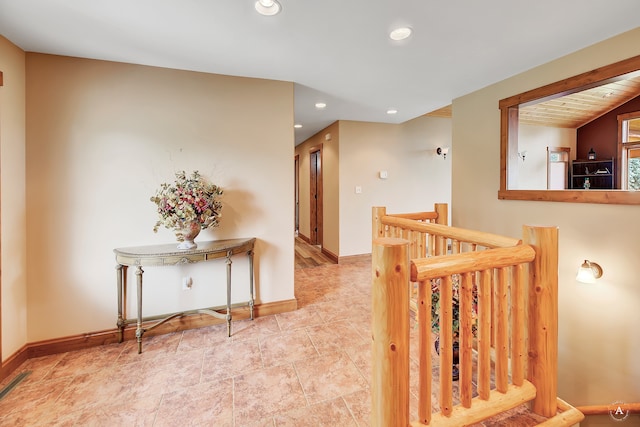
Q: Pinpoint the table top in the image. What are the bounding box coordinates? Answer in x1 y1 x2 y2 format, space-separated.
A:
114 237 256 266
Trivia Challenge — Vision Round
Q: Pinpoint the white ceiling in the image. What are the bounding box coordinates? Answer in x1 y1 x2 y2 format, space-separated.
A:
1 1 639 145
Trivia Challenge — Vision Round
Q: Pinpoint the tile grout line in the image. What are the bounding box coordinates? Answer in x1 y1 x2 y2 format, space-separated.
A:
291 361 312 409
340 395 362 427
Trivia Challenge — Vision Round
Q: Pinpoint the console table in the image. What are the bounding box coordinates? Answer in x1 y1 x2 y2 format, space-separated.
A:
114 237 256 354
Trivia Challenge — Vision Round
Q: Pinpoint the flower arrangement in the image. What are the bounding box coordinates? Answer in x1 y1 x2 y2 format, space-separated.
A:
431 275 478 339
150 171 223 237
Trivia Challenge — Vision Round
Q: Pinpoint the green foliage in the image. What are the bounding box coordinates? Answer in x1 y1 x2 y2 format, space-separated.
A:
628 158 640 190
431 275 478 339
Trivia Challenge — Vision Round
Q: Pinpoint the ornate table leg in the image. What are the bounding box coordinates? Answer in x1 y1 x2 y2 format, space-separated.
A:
248 249 255 321
116 264 125 342
226 250 232 337
135 265 144 354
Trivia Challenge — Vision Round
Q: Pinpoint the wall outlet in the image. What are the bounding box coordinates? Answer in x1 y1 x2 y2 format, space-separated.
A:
182 276 193 290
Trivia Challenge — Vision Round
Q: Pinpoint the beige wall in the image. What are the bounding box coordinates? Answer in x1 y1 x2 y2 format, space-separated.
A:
0 36 28 361
294 122 339 257
322 123 340 257
517 125 577 190
295 116 453 259
339 116 452 257
452 26 640 421
24 54 294 342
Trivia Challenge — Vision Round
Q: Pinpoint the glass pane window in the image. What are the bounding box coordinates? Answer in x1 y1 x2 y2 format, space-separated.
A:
628 147 640 190
624 118 640 143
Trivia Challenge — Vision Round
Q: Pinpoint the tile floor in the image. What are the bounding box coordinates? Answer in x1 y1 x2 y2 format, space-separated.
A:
0 258 543 426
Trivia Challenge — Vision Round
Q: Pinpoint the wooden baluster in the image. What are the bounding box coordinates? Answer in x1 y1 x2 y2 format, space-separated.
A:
408 230 418 310
435 235 446 256
371 238 409 427
459 272 473 408
491 268 496 348
451 239 460 254
439 275 453 416
418 232 427 258
495 266 509 393
428 234 435 257
511 263 525 386
411 230 419 259
477 269 492 400
418 279 432 424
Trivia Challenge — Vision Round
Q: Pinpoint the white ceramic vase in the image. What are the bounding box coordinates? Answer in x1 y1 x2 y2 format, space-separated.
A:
176 221 201 250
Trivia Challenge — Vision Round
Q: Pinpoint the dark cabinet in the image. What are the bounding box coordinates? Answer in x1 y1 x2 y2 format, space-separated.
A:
570 158 614 189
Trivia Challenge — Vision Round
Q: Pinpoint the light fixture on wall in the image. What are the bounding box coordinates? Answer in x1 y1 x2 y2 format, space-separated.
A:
255 0 281 16
437 147 449 159
518 150 527 161
576 260 603 284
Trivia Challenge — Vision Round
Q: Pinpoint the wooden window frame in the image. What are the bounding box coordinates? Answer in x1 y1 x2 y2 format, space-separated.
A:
498 55 640 205
618 111 640 190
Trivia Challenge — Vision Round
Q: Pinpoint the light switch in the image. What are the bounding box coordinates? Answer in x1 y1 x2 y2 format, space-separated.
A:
355 186 362 194
379 170 388 179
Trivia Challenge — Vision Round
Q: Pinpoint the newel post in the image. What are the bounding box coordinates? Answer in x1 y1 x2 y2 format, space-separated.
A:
435 203 448 225
371 237 410 427
372 206 387 239
523 225 558 417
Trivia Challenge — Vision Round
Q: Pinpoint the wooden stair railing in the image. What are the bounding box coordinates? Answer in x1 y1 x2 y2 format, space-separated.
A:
371 207 585 427
373 205 524 316
411 244 536 426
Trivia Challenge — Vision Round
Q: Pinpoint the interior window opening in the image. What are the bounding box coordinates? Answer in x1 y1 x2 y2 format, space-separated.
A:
499 54 640 204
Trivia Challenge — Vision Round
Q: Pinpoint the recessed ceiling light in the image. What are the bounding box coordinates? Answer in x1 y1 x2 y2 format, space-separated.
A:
315 102 327 109
387 109 398 115
255 0 281 16
294 124 303 129
389 27 412 41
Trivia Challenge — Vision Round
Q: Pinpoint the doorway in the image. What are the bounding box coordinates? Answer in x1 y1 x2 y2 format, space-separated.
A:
546 146 570 189
309 146 323 246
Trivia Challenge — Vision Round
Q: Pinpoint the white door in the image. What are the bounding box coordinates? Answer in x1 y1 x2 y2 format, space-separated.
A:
547 147 570 189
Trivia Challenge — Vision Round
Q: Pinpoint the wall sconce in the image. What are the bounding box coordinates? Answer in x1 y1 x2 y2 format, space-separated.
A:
576 260 603 284
518 151 527 161
437 147 449 159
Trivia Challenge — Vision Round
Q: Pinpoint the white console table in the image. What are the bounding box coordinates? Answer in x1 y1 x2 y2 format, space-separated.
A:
114 237 256 353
